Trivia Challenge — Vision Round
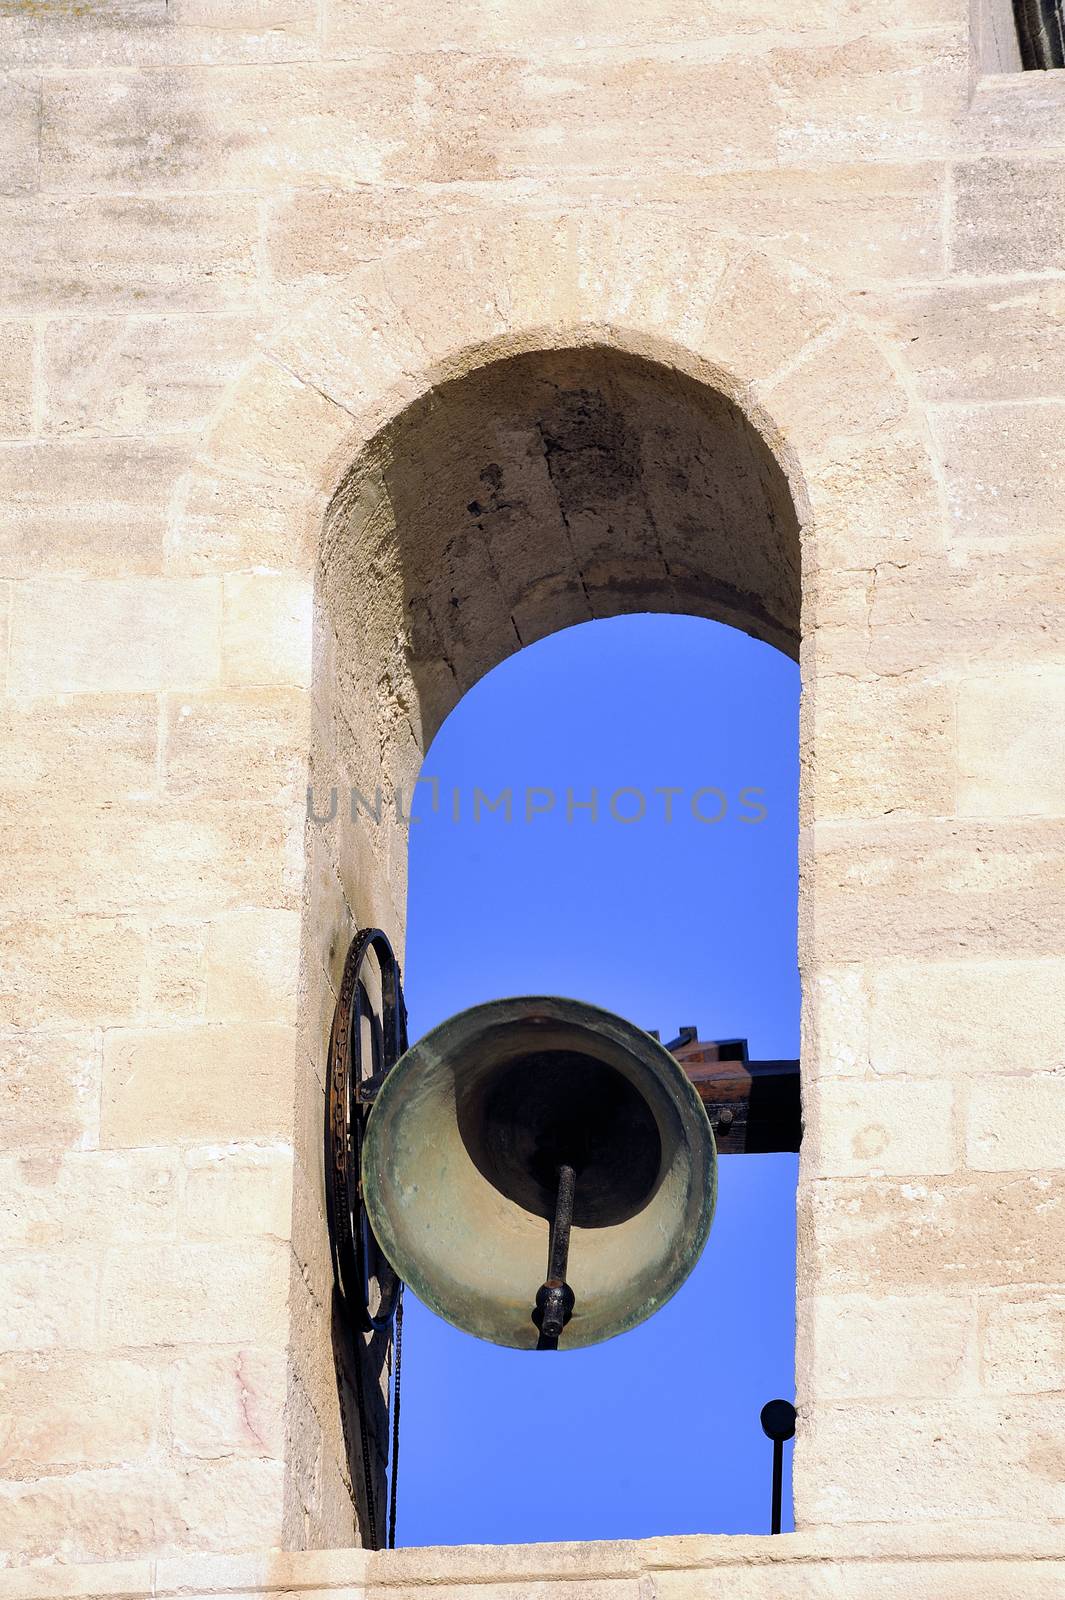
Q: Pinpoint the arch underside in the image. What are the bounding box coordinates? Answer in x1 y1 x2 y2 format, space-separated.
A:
322 345 801 791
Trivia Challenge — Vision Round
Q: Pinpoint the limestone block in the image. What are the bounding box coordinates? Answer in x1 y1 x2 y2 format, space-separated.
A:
222 575 313 689
803 1173 1065 1292
0 0 318 67
206 909 300 1024
802 967 869 1078
803 817 1065 965
0 580 8 695
98 1239 289 1346
184 1144 293 1240
101 1024 296 1147
0 1149 179 1248
163 688 310 806
0 800 296 918
0 198 259 313
499 53 783 178
0 694 157 800
818 539 1065 678
953 158 1065 274
799 1398 1065 1522
697 251 835 388
690 161 945 283
264 188 431 284
805 675 955 822
171 1345 286 1458
982 1295 1065 1393
966 69 1065 155
761 328 909 460
768 34 967 164
0 1457 284 1565
0 75 38 195
966 1076 1065 1172
0 440 190 579
866 959 1065 1078
803 431 946 578
204 361 353 484
798 1293 976 1399
803 1078 956 1178
327 0 959 53
42 317 258 438
0 915 145 1030
167 468 320 575
934 402 1065 540
864 281 1065 403
0 1030 99 1153
143 920 208 1023
957 670 1065 818
0 322 32 436
0 1354 161 1474
41 61 495 192
0 1252 98 1351
8 578 220 695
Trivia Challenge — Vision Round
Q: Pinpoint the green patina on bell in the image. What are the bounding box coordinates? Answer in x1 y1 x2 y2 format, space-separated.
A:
361 995 717 1350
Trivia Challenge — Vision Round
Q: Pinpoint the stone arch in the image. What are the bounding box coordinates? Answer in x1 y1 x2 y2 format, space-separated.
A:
177 213 938 1548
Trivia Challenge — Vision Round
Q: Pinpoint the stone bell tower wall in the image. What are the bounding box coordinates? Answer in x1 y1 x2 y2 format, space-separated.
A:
1 0 1063 1587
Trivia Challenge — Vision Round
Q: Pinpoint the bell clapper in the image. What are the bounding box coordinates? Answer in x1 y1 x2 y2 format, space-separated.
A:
533 1162 578 1349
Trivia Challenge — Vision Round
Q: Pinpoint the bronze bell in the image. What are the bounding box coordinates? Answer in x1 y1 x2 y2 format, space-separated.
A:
361 995 717 1350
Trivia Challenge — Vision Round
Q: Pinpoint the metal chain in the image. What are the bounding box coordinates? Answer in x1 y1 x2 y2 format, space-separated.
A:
387 1284 404 1549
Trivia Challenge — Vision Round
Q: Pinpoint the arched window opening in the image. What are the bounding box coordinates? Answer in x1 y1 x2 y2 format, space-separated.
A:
305 339 805 1550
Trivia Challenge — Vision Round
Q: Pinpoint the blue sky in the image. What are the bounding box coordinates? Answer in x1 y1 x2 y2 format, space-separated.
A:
396 613 799 1546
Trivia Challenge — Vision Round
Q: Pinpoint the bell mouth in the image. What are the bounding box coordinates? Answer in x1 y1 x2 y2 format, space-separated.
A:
361 994 716 1349
455 1045 664 1228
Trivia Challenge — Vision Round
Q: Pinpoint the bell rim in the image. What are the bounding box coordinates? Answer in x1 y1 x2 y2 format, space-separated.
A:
362 994 717 1350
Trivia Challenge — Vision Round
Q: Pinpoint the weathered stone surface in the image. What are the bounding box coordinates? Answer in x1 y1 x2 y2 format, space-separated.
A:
0 441 188 578
0 694 157 799
0 916 145 1030
0 1252 98 1352
172 1345 286 1459
803 818 1065 964
222 574 314 688
206 909 301 1023
953 158 1065 274
184 1144 293 1240
803 1174 1065 1292
0 1355 161 1475
0 75 39 196
8 578 220 694
798 1293 976 1399
0 1457 285 1565
0 1030 99 1153
0 1149 179 1248
0 198 260 313
0 0 318 66
101 1024 296 1147
865 281 1065 403
806 675 955 821
163 688 309 806
966 1076 1065 1172
934 402 1065 541
98 1240 289 1346
42 316 258 438
799 1398 1065 1522
981 1295 1065 1394
957 670 1065 818
0 322 33 436
802 956 1065 1089
0 800 296 917
803 1078 956 1178
5 0 1065 1563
